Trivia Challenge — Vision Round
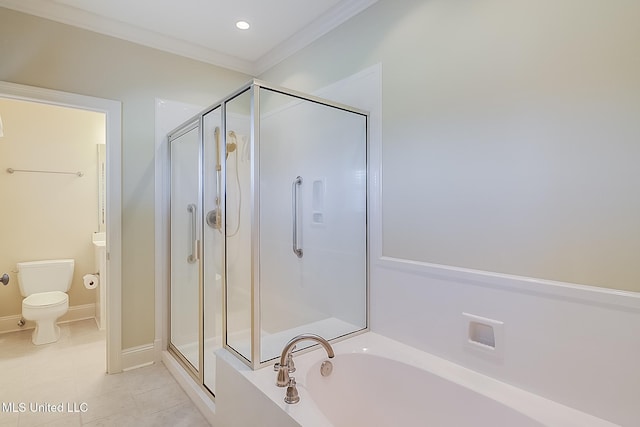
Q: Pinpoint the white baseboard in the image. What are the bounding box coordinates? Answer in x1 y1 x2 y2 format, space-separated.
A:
0 303 96 334
121 338 162 371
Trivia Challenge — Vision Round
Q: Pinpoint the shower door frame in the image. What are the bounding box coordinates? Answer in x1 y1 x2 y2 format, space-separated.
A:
167 79 371 380
222 79 371 370
167 117 205 383
166 100 230 397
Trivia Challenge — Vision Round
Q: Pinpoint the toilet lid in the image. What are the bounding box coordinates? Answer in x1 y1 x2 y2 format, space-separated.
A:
23 291 68 308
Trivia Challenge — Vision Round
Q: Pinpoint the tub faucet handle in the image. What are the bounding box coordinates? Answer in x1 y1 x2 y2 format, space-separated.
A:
284 377 300 404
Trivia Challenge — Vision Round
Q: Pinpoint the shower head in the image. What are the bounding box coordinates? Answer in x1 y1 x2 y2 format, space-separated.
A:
226 131 237 158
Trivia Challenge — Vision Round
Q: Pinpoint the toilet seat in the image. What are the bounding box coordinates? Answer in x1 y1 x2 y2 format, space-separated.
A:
23 291 68 308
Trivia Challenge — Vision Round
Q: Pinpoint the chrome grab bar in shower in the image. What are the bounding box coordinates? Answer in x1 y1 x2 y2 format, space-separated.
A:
187 204 199 264
292 176 303 258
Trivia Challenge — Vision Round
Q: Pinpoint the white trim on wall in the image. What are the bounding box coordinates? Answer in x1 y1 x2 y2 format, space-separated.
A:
0 303 97 335
377 256 640 311
0 0 378 76
121 338 163 371
253 0 380 74
0 81 122 374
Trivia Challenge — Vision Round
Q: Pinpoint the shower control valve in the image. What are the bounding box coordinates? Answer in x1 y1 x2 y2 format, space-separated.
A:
206 209 221 229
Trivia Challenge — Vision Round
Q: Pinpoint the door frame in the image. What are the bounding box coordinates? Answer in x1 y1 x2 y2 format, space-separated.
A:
0 81 123 373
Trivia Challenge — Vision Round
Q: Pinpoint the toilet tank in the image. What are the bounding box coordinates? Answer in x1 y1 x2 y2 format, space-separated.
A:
17 259 75 297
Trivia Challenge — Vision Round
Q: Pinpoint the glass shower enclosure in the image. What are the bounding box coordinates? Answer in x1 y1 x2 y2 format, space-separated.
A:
168 80 368 394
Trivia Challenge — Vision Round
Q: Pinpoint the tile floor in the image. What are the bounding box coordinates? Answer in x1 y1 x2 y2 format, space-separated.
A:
0 320 209 427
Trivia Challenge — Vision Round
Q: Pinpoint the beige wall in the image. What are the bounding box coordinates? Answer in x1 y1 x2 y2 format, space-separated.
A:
261 0 640 292
0 7 251 348
2 0 637 351
0 98 102 316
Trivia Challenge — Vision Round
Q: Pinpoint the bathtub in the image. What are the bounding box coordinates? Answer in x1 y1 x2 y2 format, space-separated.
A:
238 332 618 427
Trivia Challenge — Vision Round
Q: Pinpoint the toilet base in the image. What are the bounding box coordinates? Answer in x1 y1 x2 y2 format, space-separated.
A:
31 321 61 345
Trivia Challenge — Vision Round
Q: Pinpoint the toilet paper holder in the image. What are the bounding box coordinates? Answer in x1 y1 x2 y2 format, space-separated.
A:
83 273 99 289
1 273 9 286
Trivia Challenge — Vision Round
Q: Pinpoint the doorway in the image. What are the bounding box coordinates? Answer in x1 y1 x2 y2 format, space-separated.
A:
0 81 122 373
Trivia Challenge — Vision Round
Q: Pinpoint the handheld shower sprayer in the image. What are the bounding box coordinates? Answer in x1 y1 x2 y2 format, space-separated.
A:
209 127 242 236
226 131 238 158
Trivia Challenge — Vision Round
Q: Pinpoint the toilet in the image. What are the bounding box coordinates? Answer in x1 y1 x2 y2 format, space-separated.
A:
17 259 74 345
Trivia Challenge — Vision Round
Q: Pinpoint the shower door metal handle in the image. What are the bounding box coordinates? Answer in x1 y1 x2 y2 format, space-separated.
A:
187 204 199 264
292 176 303 258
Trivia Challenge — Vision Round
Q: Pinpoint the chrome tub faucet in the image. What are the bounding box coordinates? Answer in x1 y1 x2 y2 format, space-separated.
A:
275 333 335 404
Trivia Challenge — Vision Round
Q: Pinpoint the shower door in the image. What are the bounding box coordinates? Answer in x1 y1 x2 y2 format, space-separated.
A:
223 82 368 367
167 79 367 375
257 87 368 363
202 106 223 393
169 110 224 395
169 121 202 375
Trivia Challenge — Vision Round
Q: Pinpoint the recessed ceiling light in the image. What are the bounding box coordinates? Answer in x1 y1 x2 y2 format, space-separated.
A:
236 21 250 30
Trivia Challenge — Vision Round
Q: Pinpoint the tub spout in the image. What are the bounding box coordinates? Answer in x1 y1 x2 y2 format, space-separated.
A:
276 333 335 388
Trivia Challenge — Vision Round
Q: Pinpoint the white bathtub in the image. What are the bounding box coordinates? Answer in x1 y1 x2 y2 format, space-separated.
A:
239 332 618 427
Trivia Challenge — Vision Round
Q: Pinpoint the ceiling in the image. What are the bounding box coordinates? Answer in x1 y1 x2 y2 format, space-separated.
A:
0 0 377 75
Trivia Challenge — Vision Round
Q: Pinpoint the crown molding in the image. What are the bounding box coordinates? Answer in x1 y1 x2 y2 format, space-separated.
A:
0 0 255 74
253 0 378 75
0 0 378 76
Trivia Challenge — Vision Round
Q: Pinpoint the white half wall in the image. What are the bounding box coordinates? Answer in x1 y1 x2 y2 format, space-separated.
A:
371 257 640 426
